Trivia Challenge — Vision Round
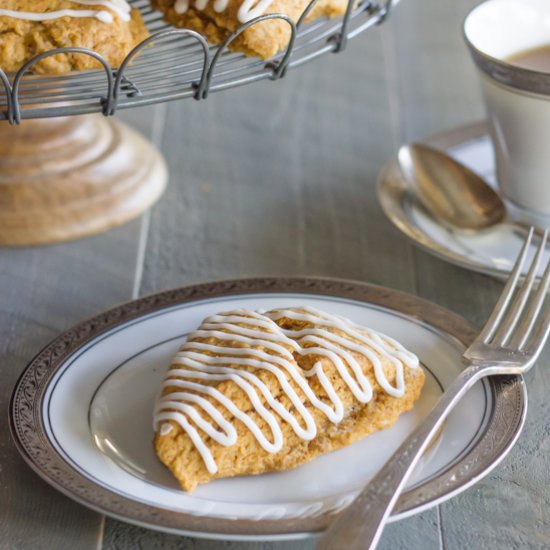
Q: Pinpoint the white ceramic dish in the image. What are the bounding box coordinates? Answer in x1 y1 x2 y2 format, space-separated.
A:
378 121 550 280
10 278 526 541
465 0 550 215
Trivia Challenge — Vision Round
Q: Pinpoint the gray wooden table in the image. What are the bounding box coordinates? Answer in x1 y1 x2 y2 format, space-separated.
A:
2 1 549 548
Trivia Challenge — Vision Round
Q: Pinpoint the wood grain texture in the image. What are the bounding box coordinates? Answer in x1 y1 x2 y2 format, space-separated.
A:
140 37 414 293
0 115 167 246
0 224 138 550
0 105 161 550
382 0 483 143
4 0 549 548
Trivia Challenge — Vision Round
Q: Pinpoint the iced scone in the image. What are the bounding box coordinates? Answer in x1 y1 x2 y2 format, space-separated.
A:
151 0 354 59
0 1 149 74
154 306 425 492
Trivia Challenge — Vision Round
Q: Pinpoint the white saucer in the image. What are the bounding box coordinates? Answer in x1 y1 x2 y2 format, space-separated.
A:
377 121 550 279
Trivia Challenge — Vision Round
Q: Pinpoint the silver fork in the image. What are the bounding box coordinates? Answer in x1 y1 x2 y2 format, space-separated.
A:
318 227 550 550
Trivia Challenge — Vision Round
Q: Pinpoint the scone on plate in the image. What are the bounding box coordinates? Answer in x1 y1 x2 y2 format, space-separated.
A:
151 0 353 59
0 1 149 74
154 306 425 492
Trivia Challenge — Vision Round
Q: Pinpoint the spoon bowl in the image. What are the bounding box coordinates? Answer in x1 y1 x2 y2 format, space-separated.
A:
398 143 507 231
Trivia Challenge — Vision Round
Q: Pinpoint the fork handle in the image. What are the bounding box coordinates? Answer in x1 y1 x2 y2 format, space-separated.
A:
317 365 484 550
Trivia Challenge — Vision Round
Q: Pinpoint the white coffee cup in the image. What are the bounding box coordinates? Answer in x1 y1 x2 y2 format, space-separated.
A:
464 0 550 217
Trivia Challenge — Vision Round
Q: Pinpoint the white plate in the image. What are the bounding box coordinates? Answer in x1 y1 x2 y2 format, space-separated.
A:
377 121 550 280
10 278 526 541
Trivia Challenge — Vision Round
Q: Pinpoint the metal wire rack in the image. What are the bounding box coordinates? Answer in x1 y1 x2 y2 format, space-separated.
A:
0 0 394 123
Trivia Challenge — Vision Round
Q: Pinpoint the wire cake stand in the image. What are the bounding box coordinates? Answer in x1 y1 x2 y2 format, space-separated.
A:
0 0 394 245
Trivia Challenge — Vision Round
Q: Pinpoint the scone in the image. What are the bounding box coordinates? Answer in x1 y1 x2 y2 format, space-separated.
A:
151 0 353 59
0 1 149 74
154 306 425 492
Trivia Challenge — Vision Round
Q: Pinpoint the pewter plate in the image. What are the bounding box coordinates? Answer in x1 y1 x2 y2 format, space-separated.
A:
377 121 550 280
10 278 526 541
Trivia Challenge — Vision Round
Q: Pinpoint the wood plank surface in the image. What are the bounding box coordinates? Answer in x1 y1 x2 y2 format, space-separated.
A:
0 106 162 550
3 0 549 549
0 223 139 550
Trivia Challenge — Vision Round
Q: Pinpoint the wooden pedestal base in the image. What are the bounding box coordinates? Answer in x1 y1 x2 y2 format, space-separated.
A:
0 115 167 246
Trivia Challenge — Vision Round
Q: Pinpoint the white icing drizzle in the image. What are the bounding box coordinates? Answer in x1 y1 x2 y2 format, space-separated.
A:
154 307 420 474
174 0 275 23
0 0 131 24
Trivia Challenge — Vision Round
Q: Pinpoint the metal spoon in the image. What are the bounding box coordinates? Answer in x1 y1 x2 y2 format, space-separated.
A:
398 142 542 235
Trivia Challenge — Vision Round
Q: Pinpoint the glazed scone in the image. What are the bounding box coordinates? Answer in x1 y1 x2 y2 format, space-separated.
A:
151 0 352 59
154 306 425 492
0 1 149 74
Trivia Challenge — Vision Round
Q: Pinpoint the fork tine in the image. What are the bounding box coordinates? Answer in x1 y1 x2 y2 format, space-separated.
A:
478 227 534 344
495 230 548 346
521 286 550 358
514 247 550 351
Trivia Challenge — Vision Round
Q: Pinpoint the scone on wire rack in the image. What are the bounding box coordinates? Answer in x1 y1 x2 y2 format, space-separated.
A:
151 0 353 59
154 306 425 492
0 1 149 74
